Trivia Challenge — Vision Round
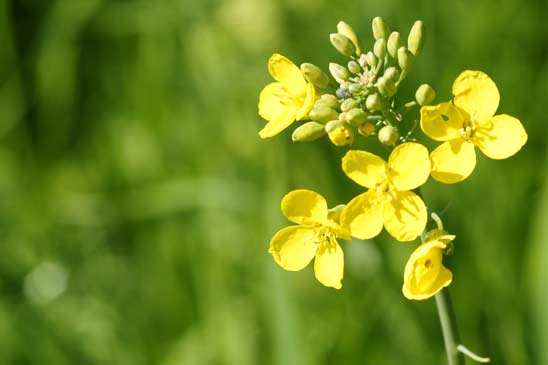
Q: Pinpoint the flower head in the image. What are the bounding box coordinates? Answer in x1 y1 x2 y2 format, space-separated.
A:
420 70 527 184
269 189 351 289
258 54 316 139
340 142 431 242
402 233 454 300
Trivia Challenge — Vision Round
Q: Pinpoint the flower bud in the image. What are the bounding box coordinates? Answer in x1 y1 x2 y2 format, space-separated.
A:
365 51 377 68
415 84 436 106
341 98 358 112
387 31 401 58
336 87 351 99
365 93 382 111
309 105 339 124
327 204 346 222
373 38 387 59
337 21 361 55
358 54 368 68
329 62 350 83
358 121 375 137
292 122 326 142
384 66 400 82
316 94 339 109
346 108 367 127
347 60 361 74
300 63 329 88
397 47 414 72
372 16 389 40
408 20 424 55
326 120 354 146
378 125 399 145
348 83 362 94
377 76 396 97
330 33 356 57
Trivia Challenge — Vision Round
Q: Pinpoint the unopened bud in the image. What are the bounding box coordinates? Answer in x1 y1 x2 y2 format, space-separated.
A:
292 122 326 142
329 62 350 83
374 38 387 59
330 33 356 57
309 105 339 124
365 93 382 111
327 204 346 222
348 83 362 94
387 31 401 58
346 108 367 127
358 122 375 137
347 60 361 74
384 66 400 82
415 84 436 106
358 54 368 68
397 47 414 72
326 120 355 146
377 76 396 97
300 63 329 88
315 94 339 109
408 20 424 55
366 52 377 68
337 21 361 55
341 98 359 112
372 16 389 40
336 87 351 99
378 125 399 145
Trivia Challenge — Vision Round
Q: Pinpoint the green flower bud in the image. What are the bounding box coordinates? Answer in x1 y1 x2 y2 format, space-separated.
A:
397 47 414 72
378 125 399 145
330 33 356 57
346 108 367 127
341 81 351 90
309 105 339 124
366 51 377 68
347 60 361 74
365 93 382 111
377 76 396 97
341 98 359 112
374 38 387 59
408 20 424 55
326 120 354 146
358 54 368 68
348 83 362 94
384 66 400 82
329 62 350 83
387 31 401 58
300 63 329 88
292 121 326 142
337 21 361 55
415 84 436 106
372 16 389 40
358 121 376 137
317 94 339 109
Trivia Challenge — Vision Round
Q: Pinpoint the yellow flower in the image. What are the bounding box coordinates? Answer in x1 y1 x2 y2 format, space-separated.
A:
420 70 527 184
340 143 431 242
268 189 350 289
402 234 454 300
258 54 316 139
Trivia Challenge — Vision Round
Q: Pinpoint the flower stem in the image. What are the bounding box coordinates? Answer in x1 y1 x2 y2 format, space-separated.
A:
435 288 466 365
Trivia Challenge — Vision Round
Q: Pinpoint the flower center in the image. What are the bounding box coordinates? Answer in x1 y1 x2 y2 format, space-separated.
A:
373 175 396 201
459 114 477 142
313 226 337 249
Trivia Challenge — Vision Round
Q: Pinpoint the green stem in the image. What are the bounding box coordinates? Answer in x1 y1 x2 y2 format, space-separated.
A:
435 289 466 365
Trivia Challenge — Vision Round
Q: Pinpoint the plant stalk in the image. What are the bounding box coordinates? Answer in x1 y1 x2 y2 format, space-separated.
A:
435 288 466 365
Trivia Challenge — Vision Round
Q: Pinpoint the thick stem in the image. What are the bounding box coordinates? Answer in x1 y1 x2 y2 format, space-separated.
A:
435 288 465 365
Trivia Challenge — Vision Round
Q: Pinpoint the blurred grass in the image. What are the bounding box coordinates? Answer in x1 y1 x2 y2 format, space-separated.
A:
0 0 546 364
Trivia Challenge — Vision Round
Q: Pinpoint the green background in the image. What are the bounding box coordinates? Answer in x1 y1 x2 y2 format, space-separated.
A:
1 0 547 364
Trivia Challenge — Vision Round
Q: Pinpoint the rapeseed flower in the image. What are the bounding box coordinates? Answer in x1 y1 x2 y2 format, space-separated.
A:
269 189 350 289
340 143 430 242
420 70 527 184
258 54 316 138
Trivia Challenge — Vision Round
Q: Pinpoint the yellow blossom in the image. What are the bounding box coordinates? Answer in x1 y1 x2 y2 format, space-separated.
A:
340 143 430 242
420 70 527 184
258 54 316 138
402 234 454 300
268 189 350 289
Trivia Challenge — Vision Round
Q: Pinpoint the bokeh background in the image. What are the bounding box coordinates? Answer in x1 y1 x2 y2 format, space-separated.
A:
1 0 547 364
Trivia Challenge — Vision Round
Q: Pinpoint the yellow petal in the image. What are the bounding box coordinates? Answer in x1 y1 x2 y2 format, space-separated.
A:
383 191 427 242
268 53 307 97
269 226 317 271
430 139 476 184
295 82 316 120
258 82 289 121
420 102 465 141
281 189 328 226
474 114 528 160
388 142 431 191
342 150 387 188
314 239 344 289
340 191 384 240
258 105 298 139
452 70 499 122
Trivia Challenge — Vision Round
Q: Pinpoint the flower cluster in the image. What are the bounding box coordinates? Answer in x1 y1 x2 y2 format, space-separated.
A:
258 18 527 299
